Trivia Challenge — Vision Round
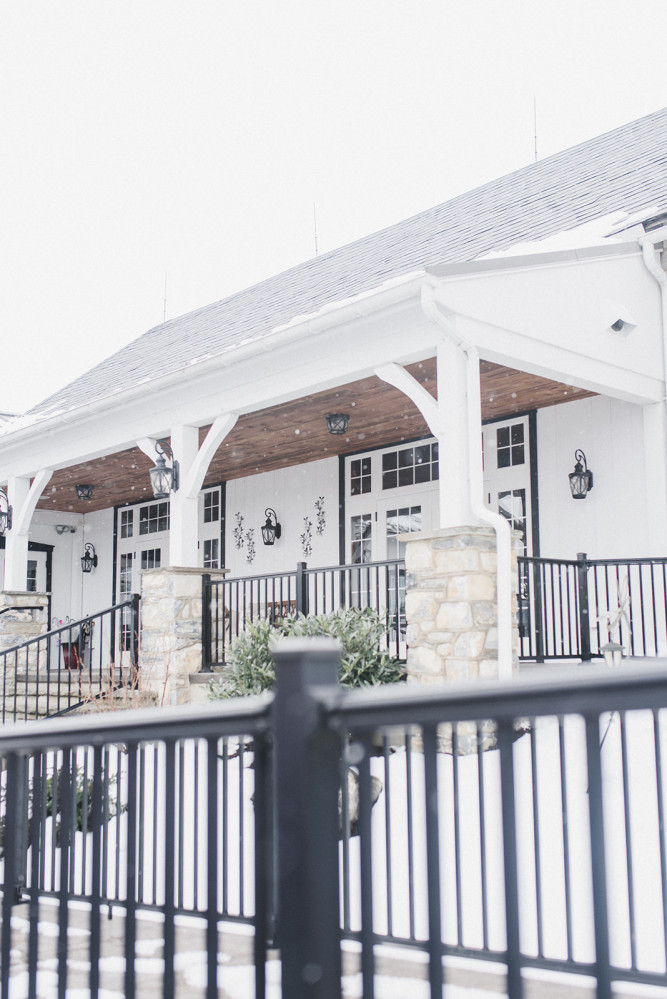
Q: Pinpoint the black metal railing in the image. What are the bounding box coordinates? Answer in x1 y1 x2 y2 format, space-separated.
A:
202 558 407 669
518 554 667 662
2 643 667 997
0 595 140 722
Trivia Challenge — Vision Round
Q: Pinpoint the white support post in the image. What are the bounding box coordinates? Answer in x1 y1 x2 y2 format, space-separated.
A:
643 401 667 553
3 477 31 591
435 338 477 527
168 425 200 568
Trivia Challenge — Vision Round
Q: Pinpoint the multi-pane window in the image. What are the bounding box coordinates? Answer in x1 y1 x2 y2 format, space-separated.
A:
350 514 372 564
350 458 371 496
498 488 527 551
140 548 161 571
382 443 439 489
204 491 220 523
386 506 422 560
203 538 219 569
139 502 169 535
119 553 133 596
26 560 37 593
496 424 525 468
120 509 133 539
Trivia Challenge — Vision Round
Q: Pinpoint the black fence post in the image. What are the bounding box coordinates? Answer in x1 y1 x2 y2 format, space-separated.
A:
295 561 309 617
201 574 212 672
130 593 141 674
272 637 342 999
577 553 592 662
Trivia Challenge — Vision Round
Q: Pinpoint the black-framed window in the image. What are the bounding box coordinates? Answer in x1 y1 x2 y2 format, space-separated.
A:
496 423 525 468
350 513 372 564
204 491 219 523
140 548 161 571
26 560 37 593
382 442 439 489
120 509 133 539
139 502 169 535
498 488 527 551
203 538 219 569
350 457 371 496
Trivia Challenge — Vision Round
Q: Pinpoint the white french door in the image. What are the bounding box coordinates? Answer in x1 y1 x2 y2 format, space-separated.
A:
482 414 534 555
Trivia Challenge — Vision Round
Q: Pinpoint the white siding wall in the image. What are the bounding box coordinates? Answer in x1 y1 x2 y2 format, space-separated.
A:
225 457 340 577
537 396 652 558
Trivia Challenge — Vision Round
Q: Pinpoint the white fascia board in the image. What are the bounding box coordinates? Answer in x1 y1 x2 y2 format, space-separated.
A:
0 280 436 479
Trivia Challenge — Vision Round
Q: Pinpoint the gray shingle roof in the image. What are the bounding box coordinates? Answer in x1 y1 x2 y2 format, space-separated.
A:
29 106 667 419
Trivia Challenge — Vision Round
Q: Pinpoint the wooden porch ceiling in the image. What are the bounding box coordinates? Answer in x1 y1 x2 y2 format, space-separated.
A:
36 360 595 514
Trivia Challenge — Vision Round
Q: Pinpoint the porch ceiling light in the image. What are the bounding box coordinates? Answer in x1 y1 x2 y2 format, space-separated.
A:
81 542 98 573
325 413 350 435
0 487 12 534
149 439 179 499
76 484 94 501
261 508 282 546
569 450 594 499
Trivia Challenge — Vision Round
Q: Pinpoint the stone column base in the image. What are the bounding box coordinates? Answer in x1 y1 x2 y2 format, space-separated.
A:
0 591 50 657
403 525 519 684
139 567 226 706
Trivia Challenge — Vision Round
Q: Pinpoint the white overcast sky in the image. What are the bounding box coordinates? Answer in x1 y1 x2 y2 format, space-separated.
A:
1 0 666 415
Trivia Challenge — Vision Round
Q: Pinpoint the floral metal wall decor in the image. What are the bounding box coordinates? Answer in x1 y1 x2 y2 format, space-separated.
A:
300 517 313 558
315 496 326 536
233 513 245 550
245 528 256 564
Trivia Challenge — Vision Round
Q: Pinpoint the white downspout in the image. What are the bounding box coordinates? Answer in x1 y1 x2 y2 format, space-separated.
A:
639 226 667 393
421 281 515 680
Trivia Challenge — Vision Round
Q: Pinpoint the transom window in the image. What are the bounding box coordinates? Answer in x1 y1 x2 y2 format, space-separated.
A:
204 491 220 523
350 458 371 496
382 443 439 490
139 502 169 535
140 548 161 571
26 560 37 593
496 424 525 468
120 509 133 539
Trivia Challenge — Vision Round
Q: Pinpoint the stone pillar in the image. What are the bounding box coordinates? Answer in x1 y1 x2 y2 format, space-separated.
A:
0 592 50 655
139 567 226 705
403 525 519 684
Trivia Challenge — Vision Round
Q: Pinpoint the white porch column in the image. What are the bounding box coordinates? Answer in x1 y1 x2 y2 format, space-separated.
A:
643 401 667 553
435 337 477 527
3 471 53 591
168 425 200 567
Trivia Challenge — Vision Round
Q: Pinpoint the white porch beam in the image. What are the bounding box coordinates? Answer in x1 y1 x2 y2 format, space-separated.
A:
182 413 238 499
3 471 52 591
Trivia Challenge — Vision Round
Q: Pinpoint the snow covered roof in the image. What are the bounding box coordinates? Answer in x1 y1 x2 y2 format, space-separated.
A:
28 105 667 420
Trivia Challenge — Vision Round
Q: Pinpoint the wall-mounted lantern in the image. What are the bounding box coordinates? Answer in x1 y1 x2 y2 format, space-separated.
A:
569 450 593 499
0 487 12 534
76 484 94 500
81 543 98 573
325 413 350 435
261 508 282 546
149 439 179 499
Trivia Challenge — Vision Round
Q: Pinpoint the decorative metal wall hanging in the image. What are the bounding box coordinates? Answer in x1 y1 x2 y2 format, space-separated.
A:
233 513 245 549
245 528 256 564
315 496 326 536
301 517 313 558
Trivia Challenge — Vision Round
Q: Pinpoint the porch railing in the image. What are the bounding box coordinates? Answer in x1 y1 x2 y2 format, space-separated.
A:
202 558 407 670
518 554 667 661
0 595 140 722
2 643 667 997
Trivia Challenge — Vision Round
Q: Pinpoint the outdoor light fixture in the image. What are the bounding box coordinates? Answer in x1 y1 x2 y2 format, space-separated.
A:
81 543 98 573
0 487 12 534
76 484 94 501
569 450 594 499
325 413 350 435
261 508 282 546
55 525 76 535
149 439 179 499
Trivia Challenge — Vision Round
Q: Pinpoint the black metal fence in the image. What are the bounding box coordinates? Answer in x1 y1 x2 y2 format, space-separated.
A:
0 596 140 722
518 554 667 662
202 558 407 669
2 642 667 998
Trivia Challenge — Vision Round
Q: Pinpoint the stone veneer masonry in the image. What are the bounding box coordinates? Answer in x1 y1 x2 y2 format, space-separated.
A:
0 591 50 657
402 525 519 684
139 567 226 706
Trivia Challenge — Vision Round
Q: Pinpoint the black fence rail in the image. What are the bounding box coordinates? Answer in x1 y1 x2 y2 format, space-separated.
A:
518 553 667 662
0 596 140 722
202 558 407 669
3 642 667 997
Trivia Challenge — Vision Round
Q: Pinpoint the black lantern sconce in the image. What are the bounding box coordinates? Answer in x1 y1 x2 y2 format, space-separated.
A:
569 450 594 499
76 484 94 501
0 487 12 534
81 543 98 573
149 439 179 499
261 508 282 546
325 413 350 435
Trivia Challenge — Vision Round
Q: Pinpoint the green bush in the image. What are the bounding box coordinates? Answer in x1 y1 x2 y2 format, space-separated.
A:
209 606 405 699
